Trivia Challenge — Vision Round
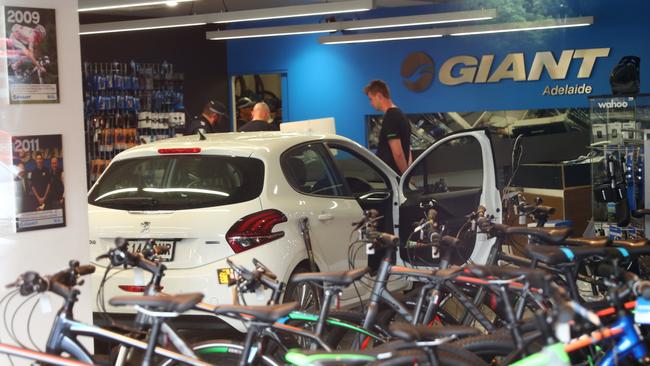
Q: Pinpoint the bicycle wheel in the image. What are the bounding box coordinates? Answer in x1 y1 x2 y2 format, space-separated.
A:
453 329 543 364
162 339 280 366
368 344 488 366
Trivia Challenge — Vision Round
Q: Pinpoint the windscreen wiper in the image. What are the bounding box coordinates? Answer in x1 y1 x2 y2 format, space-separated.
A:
96 196 159 207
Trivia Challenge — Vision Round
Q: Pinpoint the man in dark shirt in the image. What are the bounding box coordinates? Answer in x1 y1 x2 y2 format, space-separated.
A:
185 100 228 135
30 152 50 210
240 102 277 132
364 80 412 174
46 157 64 210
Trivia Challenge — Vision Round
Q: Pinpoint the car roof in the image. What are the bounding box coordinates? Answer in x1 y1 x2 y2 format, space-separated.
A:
113 132 359 161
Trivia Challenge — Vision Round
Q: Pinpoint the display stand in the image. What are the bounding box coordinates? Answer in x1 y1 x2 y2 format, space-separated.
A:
82 61 185 188
588 94 650 239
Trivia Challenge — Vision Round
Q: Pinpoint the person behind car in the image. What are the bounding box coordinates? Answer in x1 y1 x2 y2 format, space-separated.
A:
236 97 256 130
185 100 228 135
364 79 412 175
239 102 278 132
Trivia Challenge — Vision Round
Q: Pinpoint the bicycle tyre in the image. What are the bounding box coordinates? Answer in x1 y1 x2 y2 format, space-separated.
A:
161 339 280 366
368 344 488 366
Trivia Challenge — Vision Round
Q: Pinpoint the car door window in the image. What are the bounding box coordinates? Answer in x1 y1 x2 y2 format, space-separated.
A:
404 136 483 198
282 143 347 197
327 145 389 196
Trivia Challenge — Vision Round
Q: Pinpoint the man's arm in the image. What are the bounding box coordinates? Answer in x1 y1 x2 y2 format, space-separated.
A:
388 139 409 174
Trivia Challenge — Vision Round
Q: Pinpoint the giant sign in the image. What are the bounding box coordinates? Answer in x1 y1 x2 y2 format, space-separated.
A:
402 48 610 96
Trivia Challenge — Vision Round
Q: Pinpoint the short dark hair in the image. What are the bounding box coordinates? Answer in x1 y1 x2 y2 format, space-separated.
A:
35 151 43 158
364 80 390 99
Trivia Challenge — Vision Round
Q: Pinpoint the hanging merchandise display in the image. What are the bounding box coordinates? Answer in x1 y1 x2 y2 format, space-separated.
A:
589 94 650 239
82 61 185 187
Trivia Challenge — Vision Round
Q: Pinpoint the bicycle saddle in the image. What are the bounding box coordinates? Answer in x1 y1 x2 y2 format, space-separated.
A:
505 226 572 245
389 323 480 342
290 267 370 287
612 238 648 248
564 236 610 247
212 302 298 323
109 292 203 313
466 265 549 289
527 245 630 266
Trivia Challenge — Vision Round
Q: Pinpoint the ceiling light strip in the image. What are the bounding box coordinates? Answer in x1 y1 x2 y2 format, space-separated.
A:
206 9 496 41
344 8 496 31
319 28 446 44
80 22 205 35
449 16 593 36
78 0 195 12
320 16 594 44
207 23 337 40
79 13 208 35
212 0 374 24
79 0 372 35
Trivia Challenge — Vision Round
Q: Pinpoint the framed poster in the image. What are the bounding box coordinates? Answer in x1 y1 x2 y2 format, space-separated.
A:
3 6 59 104
12 134 66 232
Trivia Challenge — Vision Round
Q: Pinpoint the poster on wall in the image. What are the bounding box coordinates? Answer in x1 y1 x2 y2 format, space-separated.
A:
3 6 59 104
12 134 66 232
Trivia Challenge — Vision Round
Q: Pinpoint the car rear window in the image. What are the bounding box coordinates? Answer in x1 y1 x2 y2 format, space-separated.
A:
88 155 264 210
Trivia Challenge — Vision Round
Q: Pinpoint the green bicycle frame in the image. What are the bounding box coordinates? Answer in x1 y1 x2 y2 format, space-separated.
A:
509 343 570 366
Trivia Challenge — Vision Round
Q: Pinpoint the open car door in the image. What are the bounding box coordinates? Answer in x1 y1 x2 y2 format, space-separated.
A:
398 129 501 267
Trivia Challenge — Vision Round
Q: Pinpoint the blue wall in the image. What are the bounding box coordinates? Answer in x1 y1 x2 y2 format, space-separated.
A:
227 0 650 145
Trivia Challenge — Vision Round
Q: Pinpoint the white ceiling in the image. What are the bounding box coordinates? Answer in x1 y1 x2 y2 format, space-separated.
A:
79 0 449 19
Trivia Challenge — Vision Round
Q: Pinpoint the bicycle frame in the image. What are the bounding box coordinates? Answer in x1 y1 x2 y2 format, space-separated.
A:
0 342 96 366
45 310 211 366
599 315 648 366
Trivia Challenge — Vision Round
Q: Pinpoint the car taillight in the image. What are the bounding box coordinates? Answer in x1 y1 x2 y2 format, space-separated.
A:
226 209 287 253
158 148 201 154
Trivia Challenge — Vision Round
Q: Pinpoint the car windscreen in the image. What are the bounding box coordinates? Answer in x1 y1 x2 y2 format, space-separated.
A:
88 155 264 210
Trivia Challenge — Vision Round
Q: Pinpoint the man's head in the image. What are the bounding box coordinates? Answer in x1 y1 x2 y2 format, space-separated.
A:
35 152 43 169
364 80 392 112
202 100 226 125
252 102 271 123
50 157 58 172
237 97 255 122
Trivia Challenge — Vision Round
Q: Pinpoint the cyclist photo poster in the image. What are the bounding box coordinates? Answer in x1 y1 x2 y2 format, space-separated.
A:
12 134 66 232
3 6 59 104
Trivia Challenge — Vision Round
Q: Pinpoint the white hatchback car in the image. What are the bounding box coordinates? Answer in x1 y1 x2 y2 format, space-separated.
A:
88 130 501 329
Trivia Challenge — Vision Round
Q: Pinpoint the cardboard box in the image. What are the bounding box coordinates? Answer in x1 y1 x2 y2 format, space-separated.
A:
592 123 608 143
608 122 623 144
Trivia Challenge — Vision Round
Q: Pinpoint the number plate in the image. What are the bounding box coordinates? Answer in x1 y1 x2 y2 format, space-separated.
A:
126 239 176 262
217 268 232 285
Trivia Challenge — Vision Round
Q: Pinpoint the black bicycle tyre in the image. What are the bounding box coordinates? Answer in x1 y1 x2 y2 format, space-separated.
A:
162 339 280 366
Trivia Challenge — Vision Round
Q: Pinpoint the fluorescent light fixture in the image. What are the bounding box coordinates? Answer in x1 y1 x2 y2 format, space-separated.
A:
343 9 496 31
320 16 593 44
319 28 445 44
78 0 195 12
211 0 373 23
449 16 593 36
79 0 372 35
207 23 337 40
207 9 496 41
80 21 205 35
